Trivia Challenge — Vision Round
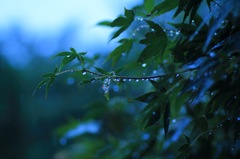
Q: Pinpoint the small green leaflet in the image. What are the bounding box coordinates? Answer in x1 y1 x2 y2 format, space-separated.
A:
105 38 133 66
52 48 86 70
33 68 58 98
108 8 135 40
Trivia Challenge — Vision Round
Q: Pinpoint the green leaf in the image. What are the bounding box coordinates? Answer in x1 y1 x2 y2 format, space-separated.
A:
105 38 133 66
70 47 78 54
110 17 129 27
60 54 77 70
77 55 85 68
144 0 155 13
151 0 178 16
137 20 167 64
163 102 170 139
33 78 50 96
51 51 72 59
124 8 134 21
108 8 135 40
97 21 112 26
177 143 190 152
134 92 160 103
94 66 108 75
183 135 190 145
45 77 55 98
111 27 128 41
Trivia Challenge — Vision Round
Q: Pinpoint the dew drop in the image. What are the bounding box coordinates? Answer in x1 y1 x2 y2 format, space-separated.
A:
176 30 180 35
82 71 87 75
214 32 218 36
142 63 147 67
123 79 127 82
142 78 145 81
237 117 240 121
209 52 216 57
151 28 155 32
172 119 176 123
135 79 139 82
176 74 179 77
191 20 195 23
153 70 157 74
129 79 132 81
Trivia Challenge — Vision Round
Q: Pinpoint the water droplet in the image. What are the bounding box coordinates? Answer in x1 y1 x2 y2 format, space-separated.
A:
208 132 212 135
142 63 147 67
122 53 126 56
138 17 143 21
192 86 197 91
135 79 139 82
82 71 86 75
129 79 132 81
176 74 179 77
152 112 156 115
153 70 157 74
214 32 218 36
209 52 216 57
172 119 176 123
237 117 240 121
151 28 155 32
176 30 180 35
191 20 195 23
142 79 145 81
123 79 127 82
132 33 136 36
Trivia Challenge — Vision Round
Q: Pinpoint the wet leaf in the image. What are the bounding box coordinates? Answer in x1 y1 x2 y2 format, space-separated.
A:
137 20 167 64
151 0 178 16
105 38 133 66
177 143 190 152
163 102 170 139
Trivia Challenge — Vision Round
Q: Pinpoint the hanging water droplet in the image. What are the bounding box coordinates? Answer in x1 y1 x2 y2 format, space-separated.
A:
209 52 216 57
142 63 147 67
191 20 195 23
123 79 127 82
142 78 145 81
135 79 139 82
176 74 179 77
138 17 143 21
129 79 132 81
172 119 176 123
82 71 86 75
214 32 218 36
151 28 155 32
176 30 180 35
153 70 157 74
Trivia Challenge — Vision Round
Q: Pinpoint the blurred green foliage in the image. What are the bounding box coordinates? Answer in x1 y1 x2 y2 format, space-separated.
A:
2 0 240 158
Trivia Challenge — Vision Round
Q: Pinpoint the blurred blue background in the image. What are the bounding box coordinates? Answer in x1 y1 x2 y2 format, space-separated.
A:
0 1 139 158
